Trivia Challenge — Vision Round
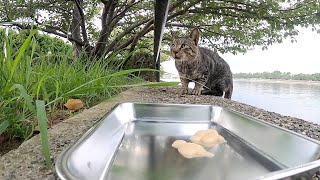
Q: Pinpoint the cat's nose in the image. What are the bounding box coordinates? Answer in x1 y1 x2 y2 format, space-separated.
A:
172 50 178 55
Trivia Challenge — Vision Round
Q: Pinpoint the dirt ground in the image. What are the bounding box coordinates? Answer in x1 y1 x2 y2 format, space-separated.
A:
0 110 72 156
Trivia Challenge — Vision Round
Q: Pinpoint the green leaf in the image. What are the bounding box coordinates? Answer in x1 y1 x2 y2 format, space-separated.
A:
106 49 123 65
107 81 180 87
30 37 37 60
61 68 160 97
36 100 52 169
2 29 38 95
0 120 10 136
56 81 179 97
36 69 54 99
107 68 160 78
142 81 180 87
117 49 137 69
10 29 38 79
13 84 36 114
4 32 12 70
58 87 106 97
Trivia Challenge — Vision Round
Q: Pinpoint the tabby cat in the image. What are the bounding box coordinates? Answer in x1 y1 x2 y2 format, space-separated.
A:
170 28 233 99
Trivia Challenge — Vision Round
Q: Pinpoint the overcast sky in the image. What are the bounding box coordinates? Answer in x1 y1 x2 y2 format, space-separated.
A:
162 28 320 75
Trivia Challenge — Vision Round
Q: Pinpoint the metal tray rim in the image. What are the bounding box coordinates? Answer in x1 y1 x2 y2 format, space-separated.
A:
223 106 320 145
56 103 123 180
55 102 320 180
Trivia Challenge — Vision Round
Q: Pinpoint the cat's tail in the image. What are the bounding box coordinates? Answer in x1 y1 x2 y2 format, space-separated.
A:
201 89 216 95
224 86 233 99
201 89 224 97
201 87 232 99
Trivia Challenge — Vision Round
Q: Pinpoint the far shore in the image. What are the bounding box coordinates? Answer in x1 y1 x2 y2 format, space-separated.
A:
234 78 320 85
161 77 320 85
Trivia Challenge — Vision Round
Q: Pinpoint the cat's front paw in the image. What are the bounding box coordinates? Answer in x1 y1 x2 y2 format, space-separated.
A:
179 89 188 96
191 89 201 95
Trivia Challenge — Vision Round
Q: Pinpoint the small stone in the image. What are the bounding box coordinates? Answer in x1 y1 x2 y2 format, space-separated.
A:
31 160 38 164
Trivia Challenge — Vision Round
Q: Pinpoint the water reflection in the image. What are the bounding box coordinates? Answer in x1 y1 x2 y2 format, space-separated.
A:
106 122 275 180
232 79 320 124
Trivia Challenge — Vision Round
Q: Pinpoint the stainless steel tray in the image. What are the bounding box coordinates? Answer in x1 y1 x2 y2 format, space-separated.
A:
56 103 320 180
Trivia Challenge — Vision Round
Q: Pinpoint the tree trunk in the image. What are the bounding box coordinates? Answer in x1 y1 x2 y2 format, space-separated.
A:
93 0 116 59
71 2 82 60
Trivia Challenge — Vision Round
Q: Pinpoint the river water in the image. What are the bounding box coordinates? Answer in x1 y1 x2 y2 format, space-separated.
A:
232 79 320 124
161 78 320 124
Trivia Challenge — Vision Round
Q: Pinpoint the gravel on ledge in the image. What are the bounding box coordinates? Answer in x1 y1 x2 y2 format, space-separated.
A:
1 87 320 180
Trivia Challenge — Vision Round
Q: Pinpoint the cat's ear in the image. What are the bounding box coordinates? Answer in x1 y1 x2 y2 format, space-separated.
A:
190 28 200 46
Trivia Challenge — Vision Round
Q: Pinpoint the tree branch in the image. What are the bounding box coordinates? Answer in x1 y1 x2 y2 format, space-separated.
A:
96 0 144 57
104 18 152 54
101 0 113 28
113 25 154 53
1 22 85 45
93 0 117 57
70 3 83 58
167 0 202 21
111 0 142 24
106 0 201 57
169 0 185 12
122 24 154 67
74 0 89 45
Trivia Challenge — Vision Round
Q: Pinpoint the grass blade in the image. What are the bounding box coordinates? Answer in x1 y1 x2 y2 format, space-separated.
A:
116 49 136 69
30 37 37 61
36 69 54 99
4 32 12 69
13 84 36 114
36 100 52 169
61 68 160 97
106 81 180 88
2 29 38 95
107 68 160 78
56 81 179 97
0 120 10 136
10 29 38 78
106 49 123 65
138 81 179 87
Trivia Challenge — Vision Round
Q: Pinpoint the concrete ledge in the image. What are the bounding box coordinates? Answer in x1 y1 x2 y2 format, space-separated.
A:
1 87 319 180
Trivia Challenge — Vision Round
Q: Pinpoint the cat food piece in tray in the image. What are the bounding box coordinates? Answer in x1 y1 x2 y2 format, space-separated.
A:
171 140 214 159
191 129 226 147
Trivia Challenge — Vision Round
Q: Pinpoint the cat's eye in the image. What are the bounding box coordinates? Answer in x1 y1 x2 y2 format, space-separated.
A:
181 44 188 48
171 43 175 47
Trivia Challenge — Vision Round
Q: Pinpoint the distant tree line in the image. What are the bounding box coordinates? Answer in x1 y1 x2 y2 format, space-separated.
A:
233 71 320 81
0 28 72 59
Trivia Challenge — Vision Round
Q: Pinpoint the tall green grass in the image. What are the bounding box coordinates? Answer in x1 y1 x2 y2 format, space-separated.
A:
0 27 178 168
36 100 52 169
